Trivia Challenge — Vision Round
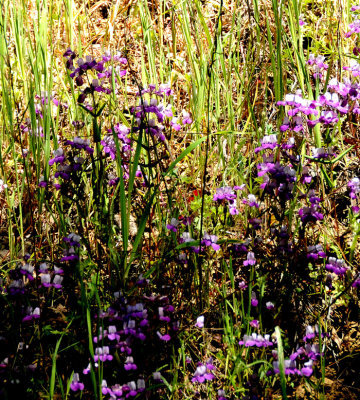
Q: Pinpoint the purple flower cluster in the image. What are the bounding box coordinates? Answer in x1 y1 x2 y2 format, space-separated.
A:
71 292 179 396
39 263 64 289
130 87 192 141
348 177 360 213
299 190 323 223
254 134 278 153
257 157 296 202
45 135 93 189
60 233 80 262
307 54 328 79
64 49 127 103
101 123 131 161
191 358 215 383
213 185 244 215
307 244 326 260
325 257 348 276
22 306 40 322
239 333 273 348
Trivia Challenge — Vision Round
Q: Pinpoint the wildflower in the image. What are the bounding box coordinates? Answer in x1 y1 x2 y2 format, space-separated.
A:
182 110 192 124
70 373 84 391
49 148 65 165
299 206 321 223
348 177 360 199
166 218 180 232
301 360 313 377
250 319 259 328
251 291 258 307
266 301 275 310
303 325 317 341
307 244 326 260
238 280 247 290
352 274 360 288
60 247 79 262
38 176 47 188
201 233 220 251
273 359 301 375
243 194 259 208
325 257 348 276
124 356 137 370
63 233 81 247
20 263 34 280
192 359 215 383
65 137 93 154
101 380 112 395
94 346 113 362
218 389 227 400
153 371 163 382
244 252 256 266
239 333 273 347
195 315 205 328
254 134 278 153
22 307 40 322
158 307 171 322
157 331 171 341
52 275 63 289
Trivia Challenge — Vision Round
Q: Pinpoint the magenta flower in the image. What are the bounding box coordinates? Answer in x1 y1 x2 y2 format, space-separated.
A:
166 218 180 232
22 307 40 322
157 331 171 341
192 359 215 383
195 315 205 328
70 373 84 391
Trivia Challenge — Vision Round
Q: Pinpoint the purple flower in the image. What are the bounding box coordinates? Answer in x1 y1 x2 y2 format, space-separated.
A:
348 177 360 199
195 315 204 328
94 346 113 362
22 307 40 322
303 325 317 341
251 291 258 307
201 233 220 251
124 356 137 370
49 148 65 165
243 194 259 208
192 359 215 383
307 244 326 260
70 373 84 392
239 333 273 347
153 371 163 382
166 218 180 232
19 263 34 280
38 175 47 188
238 280 247 290
157 332 171 341
254 134 278 153
325 257 348 276
244 252 256 266
182 110 192 124
250 319 259 328
352 274 360 288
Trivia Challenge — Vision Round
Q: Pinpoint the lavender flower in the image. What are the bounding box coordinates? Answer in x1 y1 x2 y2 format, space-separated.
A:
243 252 256 266
166 218 180 232
22 307 40 322
195 315 205 328
192 359 215 383
325 257 348 276
70 373 84 391
239 333 273 347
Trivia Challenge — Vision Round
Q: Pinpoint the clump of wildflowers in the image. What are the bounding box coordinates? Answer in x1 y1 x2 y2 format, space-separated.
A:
239 333 273 347
192 358 215 383
213 185 244 215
